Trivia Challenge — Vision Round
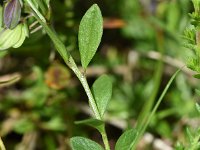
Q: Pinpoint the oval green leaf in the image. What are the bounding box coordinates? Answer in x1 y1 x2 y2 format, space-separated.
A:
115 128 138 150
92 75 112 117
78 4 103 69
70 136 104 150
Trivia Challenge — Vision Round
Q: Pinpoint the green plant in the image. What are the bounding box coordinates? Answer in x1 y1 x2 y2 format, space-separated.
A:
0 0 182 150
175 0 200 149
175 103 200 150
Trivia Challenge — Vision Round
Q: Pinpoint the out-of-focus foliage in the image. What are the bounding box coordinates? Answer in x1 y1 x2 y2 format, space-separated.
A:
0 0 199 149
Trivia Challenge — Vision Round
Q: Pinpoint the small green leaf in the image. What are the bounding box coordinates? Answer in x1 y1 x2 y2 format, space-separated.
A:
75 118 104 132
78 4 103 69
70 136 104 150
92 75 112 117
115 128 138 150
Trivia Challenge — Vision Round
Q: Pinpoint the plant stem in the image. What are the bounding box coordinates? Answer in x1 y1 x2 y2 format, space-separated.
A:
0 137 6 150
25 0 101 120
35 0 47 16
25 1 111 149
137 69 180 144
25 0 46 22
132 69 180 150
133 29 165 149
101 127 110 150
136 30 164 133
67 56 102 120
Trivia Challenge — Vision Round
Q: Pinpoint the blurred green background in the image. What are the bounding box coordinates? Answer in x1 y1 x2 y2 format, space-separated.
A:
0 0 199 149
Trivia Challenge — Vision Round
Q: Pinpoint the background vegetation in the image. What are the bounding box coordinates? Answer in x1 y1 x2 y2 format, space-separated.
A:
0 0 199 149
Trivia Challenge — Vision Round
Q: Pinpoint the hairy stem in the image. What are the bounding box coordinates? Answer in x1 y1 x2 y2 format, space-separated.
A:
67 56 101 120
25 0 110 149
25 0 101 120
101 127 110 150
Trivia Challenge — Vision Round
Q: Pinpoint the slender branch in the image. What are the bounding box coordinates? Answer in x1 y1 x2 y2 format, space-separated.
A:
131 69 180 149
67 57 110 149
101 127 110 150
138 69 180 140
135 29 164 135
24 2 112 149
25 0 101 120
67 56 101 120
